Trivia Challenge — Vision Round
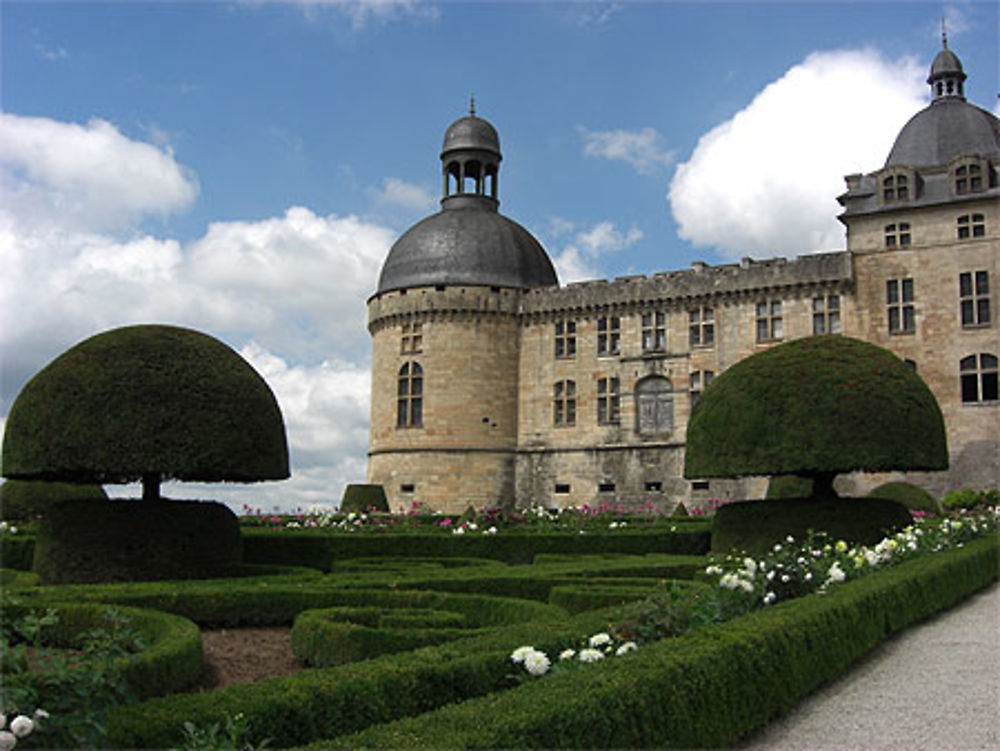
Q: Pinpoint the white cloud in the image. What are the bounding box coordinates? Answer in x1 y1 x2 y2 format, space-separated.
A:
0 113 394 512
265 0 438 28
580 126 677 176
0 113 198 233
367 177 437 212
552 220 643 284
668 49 925 259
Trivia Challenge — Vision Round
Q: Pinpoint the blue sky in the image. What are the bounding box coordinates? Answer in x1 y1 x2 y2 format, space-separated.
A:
2 1 998 510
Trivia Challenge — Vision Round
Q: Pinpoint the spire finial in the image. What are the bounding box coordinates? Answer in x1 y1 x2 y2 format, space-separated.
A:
941 16 948 49
469 93 476 117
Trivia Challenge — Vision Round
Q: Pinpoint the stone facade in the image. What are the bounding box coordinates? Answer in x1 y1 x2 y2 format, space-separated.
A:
367 45 998 513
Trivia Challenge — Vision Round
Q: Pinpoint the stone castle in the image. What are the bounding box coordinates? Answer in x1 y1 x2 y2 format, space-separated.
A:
367 41 998 514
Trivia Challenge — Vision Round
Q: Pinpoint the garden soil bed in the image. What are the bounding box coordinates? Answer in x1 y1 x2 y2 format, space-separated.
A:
194 627 302 690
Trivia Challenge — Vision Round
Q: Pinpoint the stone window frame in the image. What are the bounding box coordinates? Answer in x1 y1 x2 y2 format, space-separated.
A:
641 311 667 353
812 294 842 335
554 320 577 359
689 370 715 408
755 299 783 342
597 315 621 357
952 158 985 196
688 306 715 348
596 376 621 425
884 222 912 249
553 379 577 427
880 169 912 204
959 271 991 328
396 361 423 428
401 321 423 354
957 214 986 240
960 353 998 404
887 278 916 335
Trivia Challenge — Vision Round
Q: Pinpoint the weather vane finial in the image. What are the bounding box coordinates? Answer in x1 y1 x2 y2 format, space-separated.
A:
469 93 476 116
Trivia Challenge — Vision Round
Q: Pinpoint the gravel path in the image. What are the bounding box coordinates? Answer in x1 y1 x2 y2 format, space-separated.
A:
738 582 1000 750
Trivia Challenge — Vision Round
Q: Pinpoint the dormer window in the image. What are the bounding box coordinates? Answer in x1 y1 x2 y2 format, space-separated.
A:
953 160 984 195
881 171 911 203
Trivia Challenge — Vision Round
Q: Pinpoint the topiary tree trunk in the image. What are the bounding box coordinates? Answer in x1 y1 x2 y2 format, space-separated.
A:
808 471 839 499
142 474 161 501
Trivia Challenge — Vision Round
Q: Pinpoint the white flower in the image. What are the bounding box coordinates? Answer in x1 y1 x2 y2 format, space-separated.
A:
484 526 498 535
739 579 754 594
7 527 15 535
9 717 32 738
773 544 782 552
763 592 777 605
804 572 813 582
826 563 846 584
705 565 723 576
468 523 478 531
0 731 16 751
742 557 757 575
609 522 619 529
0 522 7 533
786 535 795 543
523 650 551 676
588 632 612 648
558 648 576 661
453 527 465 535
578 648 604 663
780 574 790 583
615 641 638 656
719 573 739 590
510 646 536 664
32 710 48 723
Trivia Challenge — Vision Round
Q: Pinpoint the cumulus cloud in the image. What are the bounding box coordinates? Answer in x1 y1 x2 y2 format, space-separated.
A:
580 126 677 176
551 220 643 284
668 49 926 259
1 113 394 511
0 113 198 233
367 177 437 212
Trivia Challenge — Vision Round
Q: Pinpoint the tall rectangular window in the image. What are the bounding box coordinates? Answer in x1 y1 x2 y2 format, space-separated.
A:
960 354 998 403
689 370 714 407
756 300 783 342
813 294 842 335
553 380 577 426
960 271 991 327
597 316 620 356
597 377 620 425
887 279 915 334
401 322 423 354
641 311 666 352
555 321 576 358
689 307 715 347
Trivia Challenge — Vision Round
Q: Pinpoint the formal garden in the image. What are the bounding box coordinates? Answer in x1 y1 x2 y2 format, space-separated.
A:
1 328 998 749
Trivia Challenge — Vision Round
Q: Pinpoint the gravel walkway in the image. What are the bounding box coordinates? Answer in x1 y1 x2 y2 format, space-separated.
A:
737 582 1000 750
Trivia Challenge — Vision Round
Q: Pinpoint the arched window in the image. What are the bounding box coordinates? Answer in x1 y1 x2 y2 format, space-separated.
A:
554 380 576 426
960 354 998 403
397 362 423 427
636 376 674 434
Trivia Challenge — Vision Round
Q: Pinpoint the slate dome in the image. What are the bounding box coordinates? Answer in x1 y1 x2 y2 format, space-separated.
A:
376 108 558 294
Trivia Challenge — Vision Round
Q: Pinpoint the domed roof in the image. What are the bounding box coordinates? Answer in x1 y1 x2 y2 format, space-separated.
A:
441 114 501 157
376 204 558 293
928 47 964 82
885 98 999 168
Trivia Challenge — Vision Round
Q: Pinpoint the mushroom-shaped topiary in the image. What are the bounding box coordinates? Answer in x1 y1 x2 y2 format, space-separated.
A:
684 335 947 498
2 324 289 501
0 479 107 521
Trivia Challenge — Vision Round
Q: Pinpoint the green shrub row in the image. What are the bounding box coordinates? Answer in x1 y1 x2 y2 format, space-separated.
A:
307 535 999 749
3 602 202 700
549 579 708 615
0 535 35 571
243 526 710 570
105 606 623 748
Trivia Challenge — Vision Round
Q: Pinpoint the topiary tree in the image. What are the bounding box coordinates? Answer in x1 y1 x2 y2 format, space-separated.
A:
2 324 289 500
685 336 947 498
867 481 940 515
340 484 389 514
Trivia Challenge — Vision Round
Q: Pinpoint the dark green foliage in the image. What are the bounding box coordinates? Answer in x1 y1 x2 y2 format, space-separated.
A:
340 484 389 514
0 479 106 521
672 502 689 516
0 535 35 571
868 481 941 514
548 580 706 615
710 498 913 555
685 336 948 482
1 324 289 490
242 526 711 570
941 487 999 511
32 499 243 584
313 537 997 750
765 474 813 499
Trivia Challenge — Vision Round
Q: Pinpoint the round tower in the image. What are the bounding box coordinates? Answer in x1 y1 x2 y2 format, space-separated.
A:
367 106 558 513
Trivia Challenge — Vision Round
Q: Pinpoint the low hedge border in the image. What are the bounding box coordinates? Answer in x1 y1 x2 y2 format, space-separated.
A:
3 602 202 700
105 605 625 748
243 527 710 570
304 534 999 749
549 579 708 615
